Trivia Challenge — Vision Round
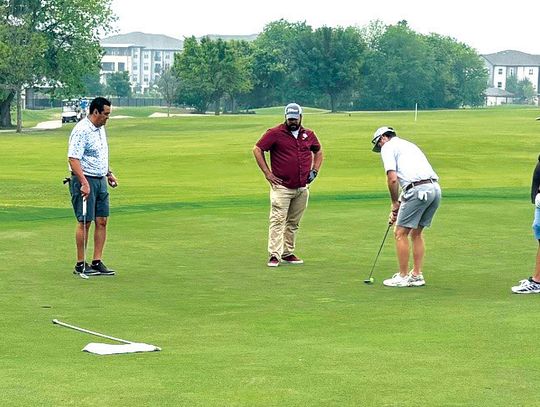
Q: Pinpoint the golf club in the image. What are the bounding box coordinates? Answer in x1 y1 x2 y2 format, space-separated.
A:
79 198 89 280
364 223 392 284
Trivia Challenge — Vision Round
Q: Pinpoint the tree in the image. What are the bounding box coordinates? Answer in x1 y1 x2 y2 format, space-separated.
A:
248 20 311 107
359 21 433 110
106 71 131 97
0 0 115 131
357 21 487 110
173 36 253 115
296 26 365 112
156 68 180 116
508 76 536 104
82 72 105 96
426 34 487 107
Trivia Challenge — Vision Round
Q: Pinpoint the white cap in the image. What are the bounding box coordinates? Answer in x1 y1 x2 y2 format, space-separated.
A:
285 103 302 119
371 126 396 152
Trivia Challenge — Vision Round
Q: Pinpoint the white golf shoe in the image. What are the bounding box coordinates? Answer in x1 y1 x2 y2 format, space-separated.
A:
511 278 540 294
408 272 426 287
383 273 411 287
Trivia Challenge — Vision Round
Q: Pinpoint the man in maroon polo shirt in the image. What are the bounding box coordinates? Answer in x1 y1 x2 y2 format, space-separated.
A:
253 103 324 267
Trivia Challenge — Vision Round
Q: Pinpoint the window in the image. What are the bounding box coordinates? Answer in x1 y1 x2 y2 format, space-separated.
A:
154 53 161 62
165 53 170 60
529 68 534 75
509 68 514 75
101 62 114 71
497 82 502 88
132 63 138 70
143 75 149 83
154 64 161 74
105 48 129 56
497 68 503 75
118 62 125 71
144 52 149 59
143 63 149 71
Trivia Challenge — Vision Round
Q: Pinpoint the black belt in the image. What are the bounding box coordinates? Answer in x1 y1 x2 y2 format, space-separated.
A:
404 179 436 191
72 172 104 179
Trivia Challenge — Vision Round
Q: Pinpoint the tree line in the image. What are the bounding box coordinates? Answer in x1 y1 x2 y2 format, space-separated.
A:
165 20 488 114
1 0 489 129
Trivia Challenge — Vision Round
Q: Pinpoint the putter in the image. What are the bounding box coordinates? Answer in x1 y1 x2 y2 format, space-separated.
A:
78 198 89 280
364 223 392 284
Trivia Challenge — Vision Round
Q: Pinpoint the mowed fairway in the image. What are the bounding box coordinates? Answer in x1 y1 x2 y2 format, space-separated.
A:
1 107 540 406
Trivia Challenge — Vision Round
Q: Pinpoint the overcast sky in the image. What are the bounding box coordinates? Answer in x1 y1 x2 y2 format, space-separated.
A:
110 0 540 55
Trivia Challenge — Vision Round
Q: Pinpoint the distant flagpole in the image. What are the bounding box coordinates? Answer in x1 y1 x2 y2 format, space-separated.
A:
414 103 418 122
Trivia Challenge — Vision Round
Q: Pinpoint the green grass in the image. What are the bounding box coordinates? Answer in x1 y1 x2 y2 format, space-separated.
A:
1 106 540 406
19 108 60 127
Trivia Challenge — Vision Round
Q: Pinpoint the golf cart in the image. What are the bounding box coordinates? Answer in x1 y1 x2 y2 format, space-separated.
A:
61 99 81 124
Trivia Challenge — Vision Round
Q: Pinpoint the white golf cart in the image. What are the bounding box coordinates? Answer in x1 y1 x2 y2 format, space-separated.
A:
61 99 81 124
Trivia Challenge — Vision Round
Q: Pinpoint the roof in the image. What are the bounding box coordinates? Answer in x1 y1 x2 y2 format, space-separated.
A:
483 87 514 97
482 50 540 66
101 32 183 51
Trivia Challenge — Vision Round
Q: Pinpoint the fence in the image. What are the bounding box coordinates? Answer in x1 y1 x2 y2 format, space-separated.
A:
25 96 165 110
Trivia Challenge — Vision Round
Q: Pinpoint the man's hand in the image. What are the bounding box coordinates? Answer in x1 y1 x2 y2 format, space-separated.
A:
307 169 318 184
80 182 90 199
265 172 283 186
107 172 118 188
388 202 400 225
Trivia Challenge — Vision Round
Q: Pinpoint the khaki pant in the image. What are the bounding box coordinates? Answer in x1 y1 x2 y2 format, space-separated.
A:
268 185 309 259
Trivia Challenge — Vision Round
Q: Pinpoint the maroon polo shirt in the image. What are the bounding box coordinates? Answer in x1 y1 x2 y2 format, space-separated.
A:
256 123 321 189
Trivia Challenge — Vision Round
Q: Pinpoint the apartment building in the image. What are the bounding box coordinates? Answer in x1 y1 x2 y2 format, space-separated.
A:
482 50 540 105
100 32 183 94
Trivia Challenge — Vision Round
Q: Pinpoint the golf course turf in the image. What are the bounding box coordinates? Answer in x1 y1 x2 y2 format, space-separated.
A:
1 106 539 406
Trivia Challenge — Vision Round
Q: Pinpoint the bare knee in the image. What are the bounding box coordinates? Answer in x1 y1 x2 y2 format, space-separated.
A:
95 217 108 228
394 227 410 241
410 228 424 241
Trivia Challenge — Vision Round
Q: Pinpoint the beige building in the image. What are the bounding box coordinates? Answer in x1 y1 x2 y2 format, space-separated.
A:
100 32 183 94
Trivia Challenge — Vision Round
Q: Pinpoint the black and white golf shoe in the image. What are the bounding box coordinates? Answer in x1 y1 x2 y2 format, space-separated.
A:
90 261 116 276
73 262 100 276
511 277 540 294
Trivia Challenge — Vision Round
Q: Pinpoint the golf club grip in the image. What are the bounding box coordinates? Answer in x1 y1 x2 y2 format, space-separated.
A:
52 319 132 344
82 199 87 217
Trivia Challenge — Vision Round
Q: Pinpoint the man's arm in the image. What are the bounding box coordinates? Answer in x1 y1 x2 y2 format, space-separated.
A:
312 149 323 172
386 170 400 224
252 145 282 186
531 157 540 203
68 158 90 199
307 149 324 183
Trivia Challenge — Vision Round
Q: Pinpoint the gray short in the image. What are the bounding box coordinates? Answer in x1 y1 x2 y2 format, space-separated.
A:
70 175 110 222
397 182 441 229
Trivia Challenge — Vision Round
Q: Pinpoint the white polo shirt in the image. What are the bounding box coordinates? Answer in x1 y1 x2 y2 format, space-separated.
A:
68 117 109 177
380 136 438 188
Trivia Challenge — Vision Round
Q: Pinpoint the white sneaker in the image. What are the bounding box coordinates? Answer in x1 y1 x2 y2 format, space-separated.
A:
408 272 425 287
383 273 411 287
511 278 540 294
